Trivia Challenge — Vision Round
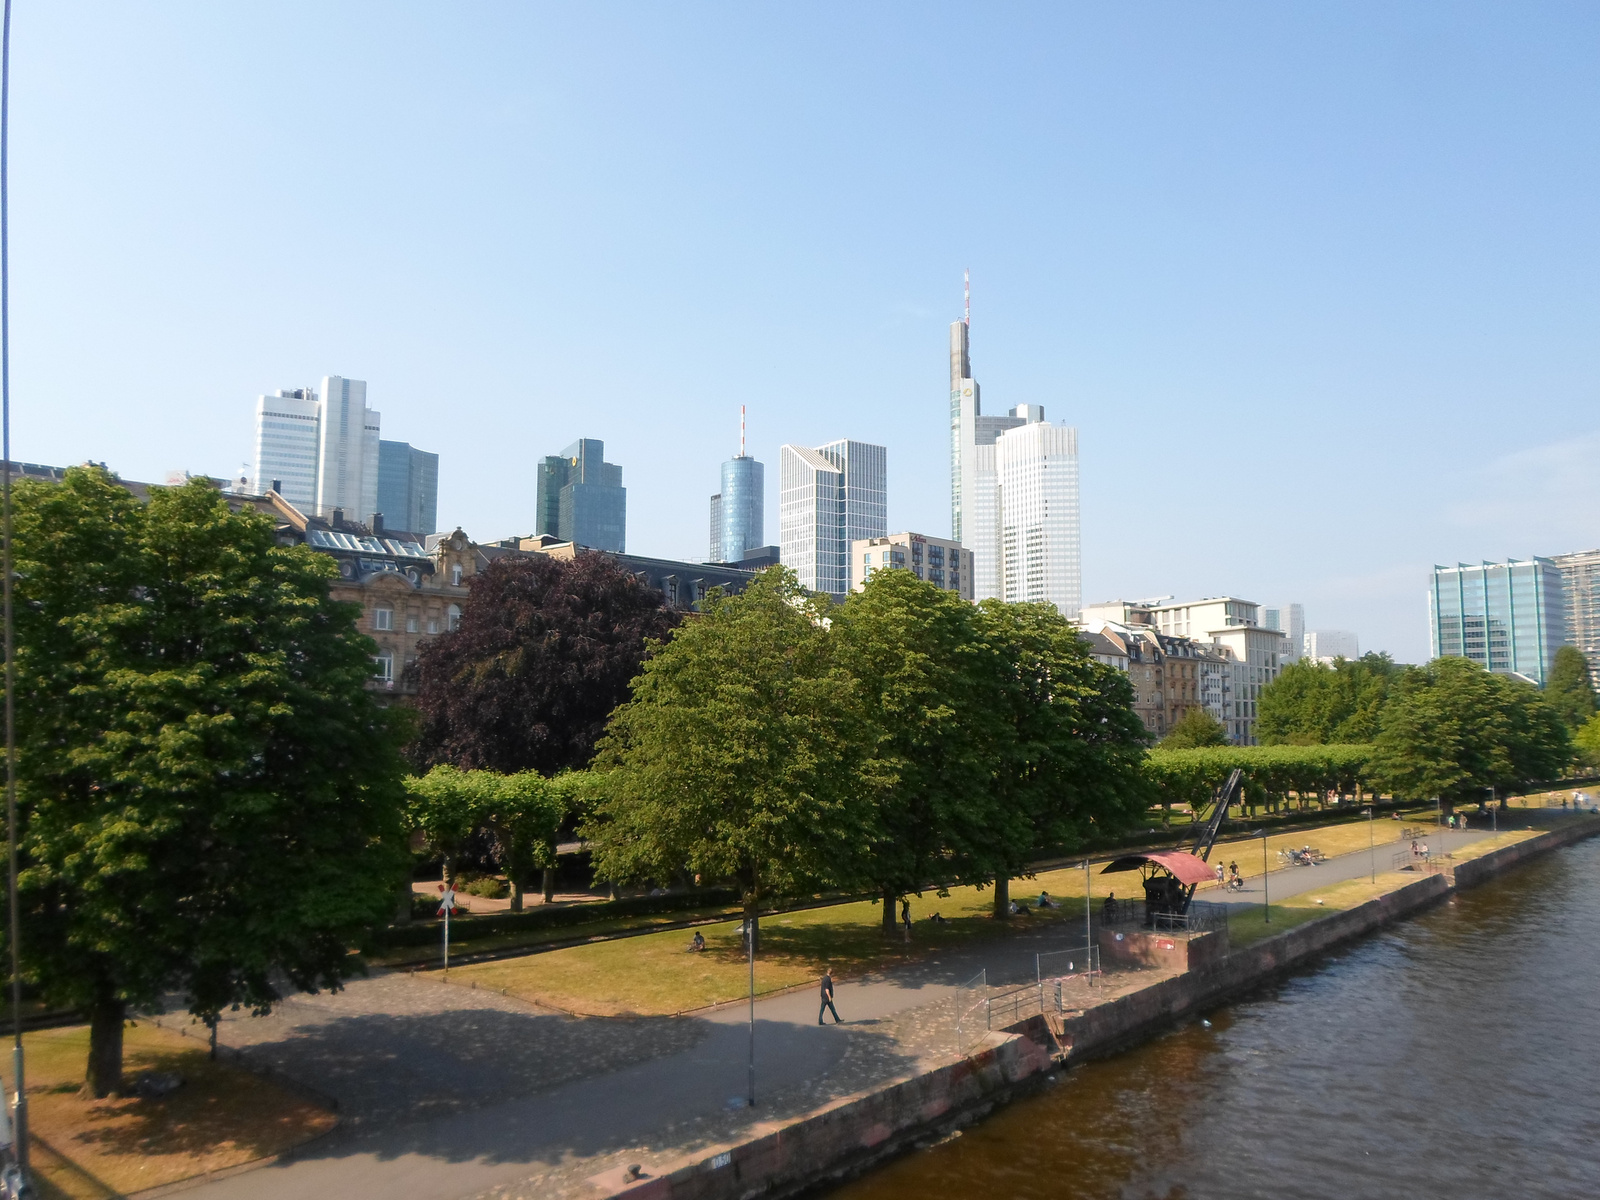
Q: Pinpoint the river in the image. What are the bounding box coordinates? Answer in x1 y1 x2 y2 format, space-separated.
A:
830 835 1600 1200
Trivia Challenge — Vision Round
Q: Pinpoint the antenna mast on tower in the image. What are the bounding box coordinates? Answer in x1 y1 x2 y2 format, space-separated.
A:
964 268 970 327
740 405 746 457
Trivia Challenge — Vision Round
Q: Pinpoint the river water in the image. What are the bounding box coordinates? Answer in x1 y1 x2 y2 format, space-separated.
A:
831 835 1600 1200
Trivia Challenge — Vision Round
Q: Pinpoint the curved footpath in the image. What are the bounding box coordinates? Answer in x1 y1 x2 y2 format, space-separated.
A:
167 814 1591 1200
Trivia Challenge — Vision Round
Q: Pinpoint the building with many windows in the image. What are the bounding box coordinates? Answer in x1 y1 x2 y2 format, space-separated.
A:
779 439 886 600
709 453 764 564
1429 559 1565 685
1549 550 1600 689
535 438 626 553
948 304 1081 615
1304 629 1360 663
852 532 973 601
1262 603 1305 663
252 375 381 522
377 439 439 535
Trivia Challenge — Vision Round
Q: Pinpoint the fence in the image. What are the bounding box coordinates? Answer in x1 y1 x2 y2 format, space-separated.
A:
1099 897 1229 935
954 969 988 1056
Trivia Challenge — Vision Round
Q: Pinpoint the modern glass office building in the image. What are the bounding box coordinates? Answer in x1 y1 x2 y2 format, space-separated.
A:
712 454 763 563
535 438 626 553
779 439 885 600
377 439 439 535
1429 559 1566 685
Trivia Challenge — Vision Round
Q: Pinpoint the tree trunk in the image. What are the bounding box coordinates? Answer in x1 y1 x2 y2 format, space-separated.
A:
509 879 524 912
394 880 413 925
881 886 898 935
541 867 556 904
993 875 1010 920
86 994 126 1099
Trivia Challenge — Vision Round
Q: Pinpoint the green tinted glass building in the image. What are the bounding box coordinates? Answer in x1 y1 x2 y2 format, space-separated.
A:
1428 559 1566 685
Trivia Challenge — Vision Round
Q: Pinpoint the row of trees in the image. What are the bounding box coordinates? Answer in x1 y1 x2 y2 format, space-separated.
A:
584 569 1149 939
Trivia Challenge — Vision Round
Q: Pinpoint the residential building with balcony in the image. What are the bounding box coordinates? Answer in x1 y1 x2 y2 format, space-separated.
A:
851 531 973 601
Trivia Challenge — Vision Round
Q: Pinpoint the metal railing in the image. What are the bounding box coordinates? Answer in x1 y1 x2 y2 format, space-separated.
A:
1098 897 1227 935
986 981 1045 1030
954 969 988 1056
1036 944 1097 984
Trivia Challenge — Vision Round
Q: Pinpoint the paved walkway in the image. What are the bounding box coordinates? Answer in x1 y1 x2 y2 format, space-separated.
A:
177 821 1517 1200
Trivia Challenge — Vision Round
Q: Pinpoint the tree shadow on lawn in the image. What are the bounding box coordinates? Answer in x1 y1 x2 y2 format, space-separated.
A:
266 1013 917 1170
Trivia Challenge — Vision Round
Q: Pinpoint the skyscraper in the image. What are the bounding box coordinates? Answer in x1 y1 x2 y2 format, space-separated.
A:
709 409 764 563
253 375 381 521
995 418 1081 616
950 287 1081 613
1262 603 1306 662
1429 559 1565 685
536 438 626 552
377 439 439 534
779 438 886 600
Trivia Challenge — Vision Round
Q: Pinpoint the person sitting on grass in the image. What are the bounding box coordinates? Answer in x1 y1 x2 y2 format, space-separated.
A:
927 911 948 924
1037 891 1055 909
688 930 706 952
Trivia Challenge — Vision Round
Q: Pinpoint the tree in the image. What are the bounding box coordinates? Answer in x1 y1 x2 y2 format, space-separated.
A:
1257 653 1402 745
12 469 408 1096
405 767 566 910
1575 713 1600 771
976 601 1149 915
832 570 1012 933
1366 657 1571 808
1159 706 1229 749
410 553 680 774
584 569 870 949
1545 646 1596 730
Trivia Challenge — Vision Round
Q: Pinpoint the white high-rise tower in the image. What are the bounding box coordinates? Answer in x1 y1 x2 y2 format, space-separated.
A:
950 283 1081 614
252 375 381 521
780 438 887 600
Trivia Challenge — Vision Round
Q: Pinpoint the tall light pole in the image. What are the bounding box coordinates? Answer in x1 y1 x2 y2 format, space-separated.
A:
1083 858 1093 988
1 0 26 1184
1364 807 1375 884
746 913 755 1108
1254 829 1269 924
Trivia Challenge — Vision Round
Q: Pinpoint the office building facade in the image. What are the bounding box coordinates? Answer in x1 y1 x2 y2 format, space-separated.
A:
1262 602 1305 662
709 453 764 564
1304 629 1360 663
536 438 626 553
995 418 1080 617
779 439 886 600
1549 550 1600 689
852 532 973 601
1429 559 1565 685
949 308 1081 614
253 375 381 522
377 439 439 535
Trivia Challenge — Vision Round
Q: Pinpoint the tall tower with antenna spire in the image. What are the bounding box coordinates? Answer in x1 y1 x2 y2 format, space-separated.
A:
709 407 765 563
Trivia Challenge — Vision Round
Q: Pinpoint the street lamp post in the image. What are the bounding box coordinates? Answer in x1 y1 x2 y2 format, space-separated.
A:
1083 858 1093 988
1364 807 1375 883
1254 829 1269 924
746 913 756 1108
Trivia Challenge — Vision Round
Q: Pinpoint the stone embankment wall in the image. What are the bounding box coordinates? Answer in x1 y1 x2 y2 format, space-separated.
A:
599 818 1600 1200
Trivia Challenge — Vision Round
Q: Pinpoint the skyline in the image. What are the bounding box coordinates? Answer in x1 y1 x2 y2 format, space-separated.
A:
12 3 1600 662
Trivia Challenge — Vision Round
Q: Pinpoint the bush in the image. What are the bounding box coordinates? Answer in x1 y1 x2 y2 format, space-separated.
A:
463 877 508 899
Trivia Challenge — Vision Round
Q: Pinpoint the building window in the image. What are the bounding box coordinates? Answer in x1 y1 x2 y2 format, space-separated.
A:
427 616 439 635
451 564 463 586
373 654 394 682
373 607 393 631
406 613 418 634
447 604 462 632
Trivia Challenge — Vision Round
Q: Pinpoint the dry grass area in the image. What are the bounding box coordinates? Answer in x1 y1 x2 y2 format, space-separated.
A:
23 1022 336 1200
1225 869 1425 948
444 815 1409 1016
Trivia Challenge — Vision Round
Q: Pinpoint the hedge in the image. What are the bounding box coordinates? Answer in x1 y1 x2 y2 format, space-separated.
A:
377 885 741 949
1145 744 1374 815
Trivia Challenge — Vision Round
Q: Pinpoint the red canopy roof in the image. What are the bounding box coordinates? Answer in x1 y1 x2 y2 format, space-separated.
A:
1100 850 1217 886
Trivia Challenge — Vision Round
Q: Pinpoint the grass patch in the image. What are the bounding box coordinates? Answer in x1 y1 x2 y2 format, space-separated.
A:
23 1022 335 1200
1226 870 1428 948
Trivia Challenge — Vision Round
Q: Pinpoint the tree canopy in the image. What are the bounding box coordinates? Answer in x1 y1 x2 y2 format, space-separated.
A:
410 552 680 774
1366 657 1570 807
1256 653 1403 745
12 468 408 1095
1158 706 1229 749
585 569 869 942
405 766 567 909
1545 646 1596 730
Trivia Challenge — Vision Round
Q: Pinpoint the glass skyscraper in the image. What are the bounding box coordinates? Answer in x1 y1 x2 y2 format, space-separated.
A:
779 439 886 600
536 438 626 553
709 454 763 563
377 439 439 535
1429 559 1566 685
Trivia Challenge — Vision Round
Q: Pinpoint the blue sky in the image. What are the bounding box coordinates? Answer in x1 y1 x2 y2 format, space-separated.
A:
12 2 1600 662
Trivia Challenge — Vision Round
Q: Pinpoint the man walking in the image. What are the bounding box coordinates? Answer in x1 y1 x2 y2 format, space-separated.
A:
819 968 842 1025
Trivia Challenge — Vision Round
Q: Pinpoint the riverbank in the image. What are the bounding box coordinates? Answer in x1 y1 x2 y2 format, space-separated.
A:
585 813 1600 1200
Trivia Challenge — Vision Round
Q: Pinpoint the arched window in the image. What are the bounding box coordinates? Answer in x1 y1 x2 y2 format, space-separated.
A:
447 603 461 632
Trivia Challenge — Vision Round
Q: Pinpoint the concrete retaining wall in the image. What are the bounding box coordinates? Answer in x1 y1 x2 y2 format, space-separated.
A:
599 817 1600 1200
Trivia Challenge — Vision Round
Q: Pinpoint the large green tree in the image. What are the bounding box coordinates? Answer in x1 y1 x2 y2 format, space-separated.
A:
1366 657 1570 808
1545 646 1596 730
411 553 680 774
405 766 566 910
1159 706 1229 749
833 571 1013 933
584 569 869 948
12 469 408 1096
976 601 1149 915
1256 653 1402 745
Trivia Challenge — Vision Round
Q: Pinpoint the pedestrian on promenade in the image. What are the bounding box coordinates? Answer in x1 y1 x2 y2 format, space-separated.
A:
819 969 842 1025
900 899 912 941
